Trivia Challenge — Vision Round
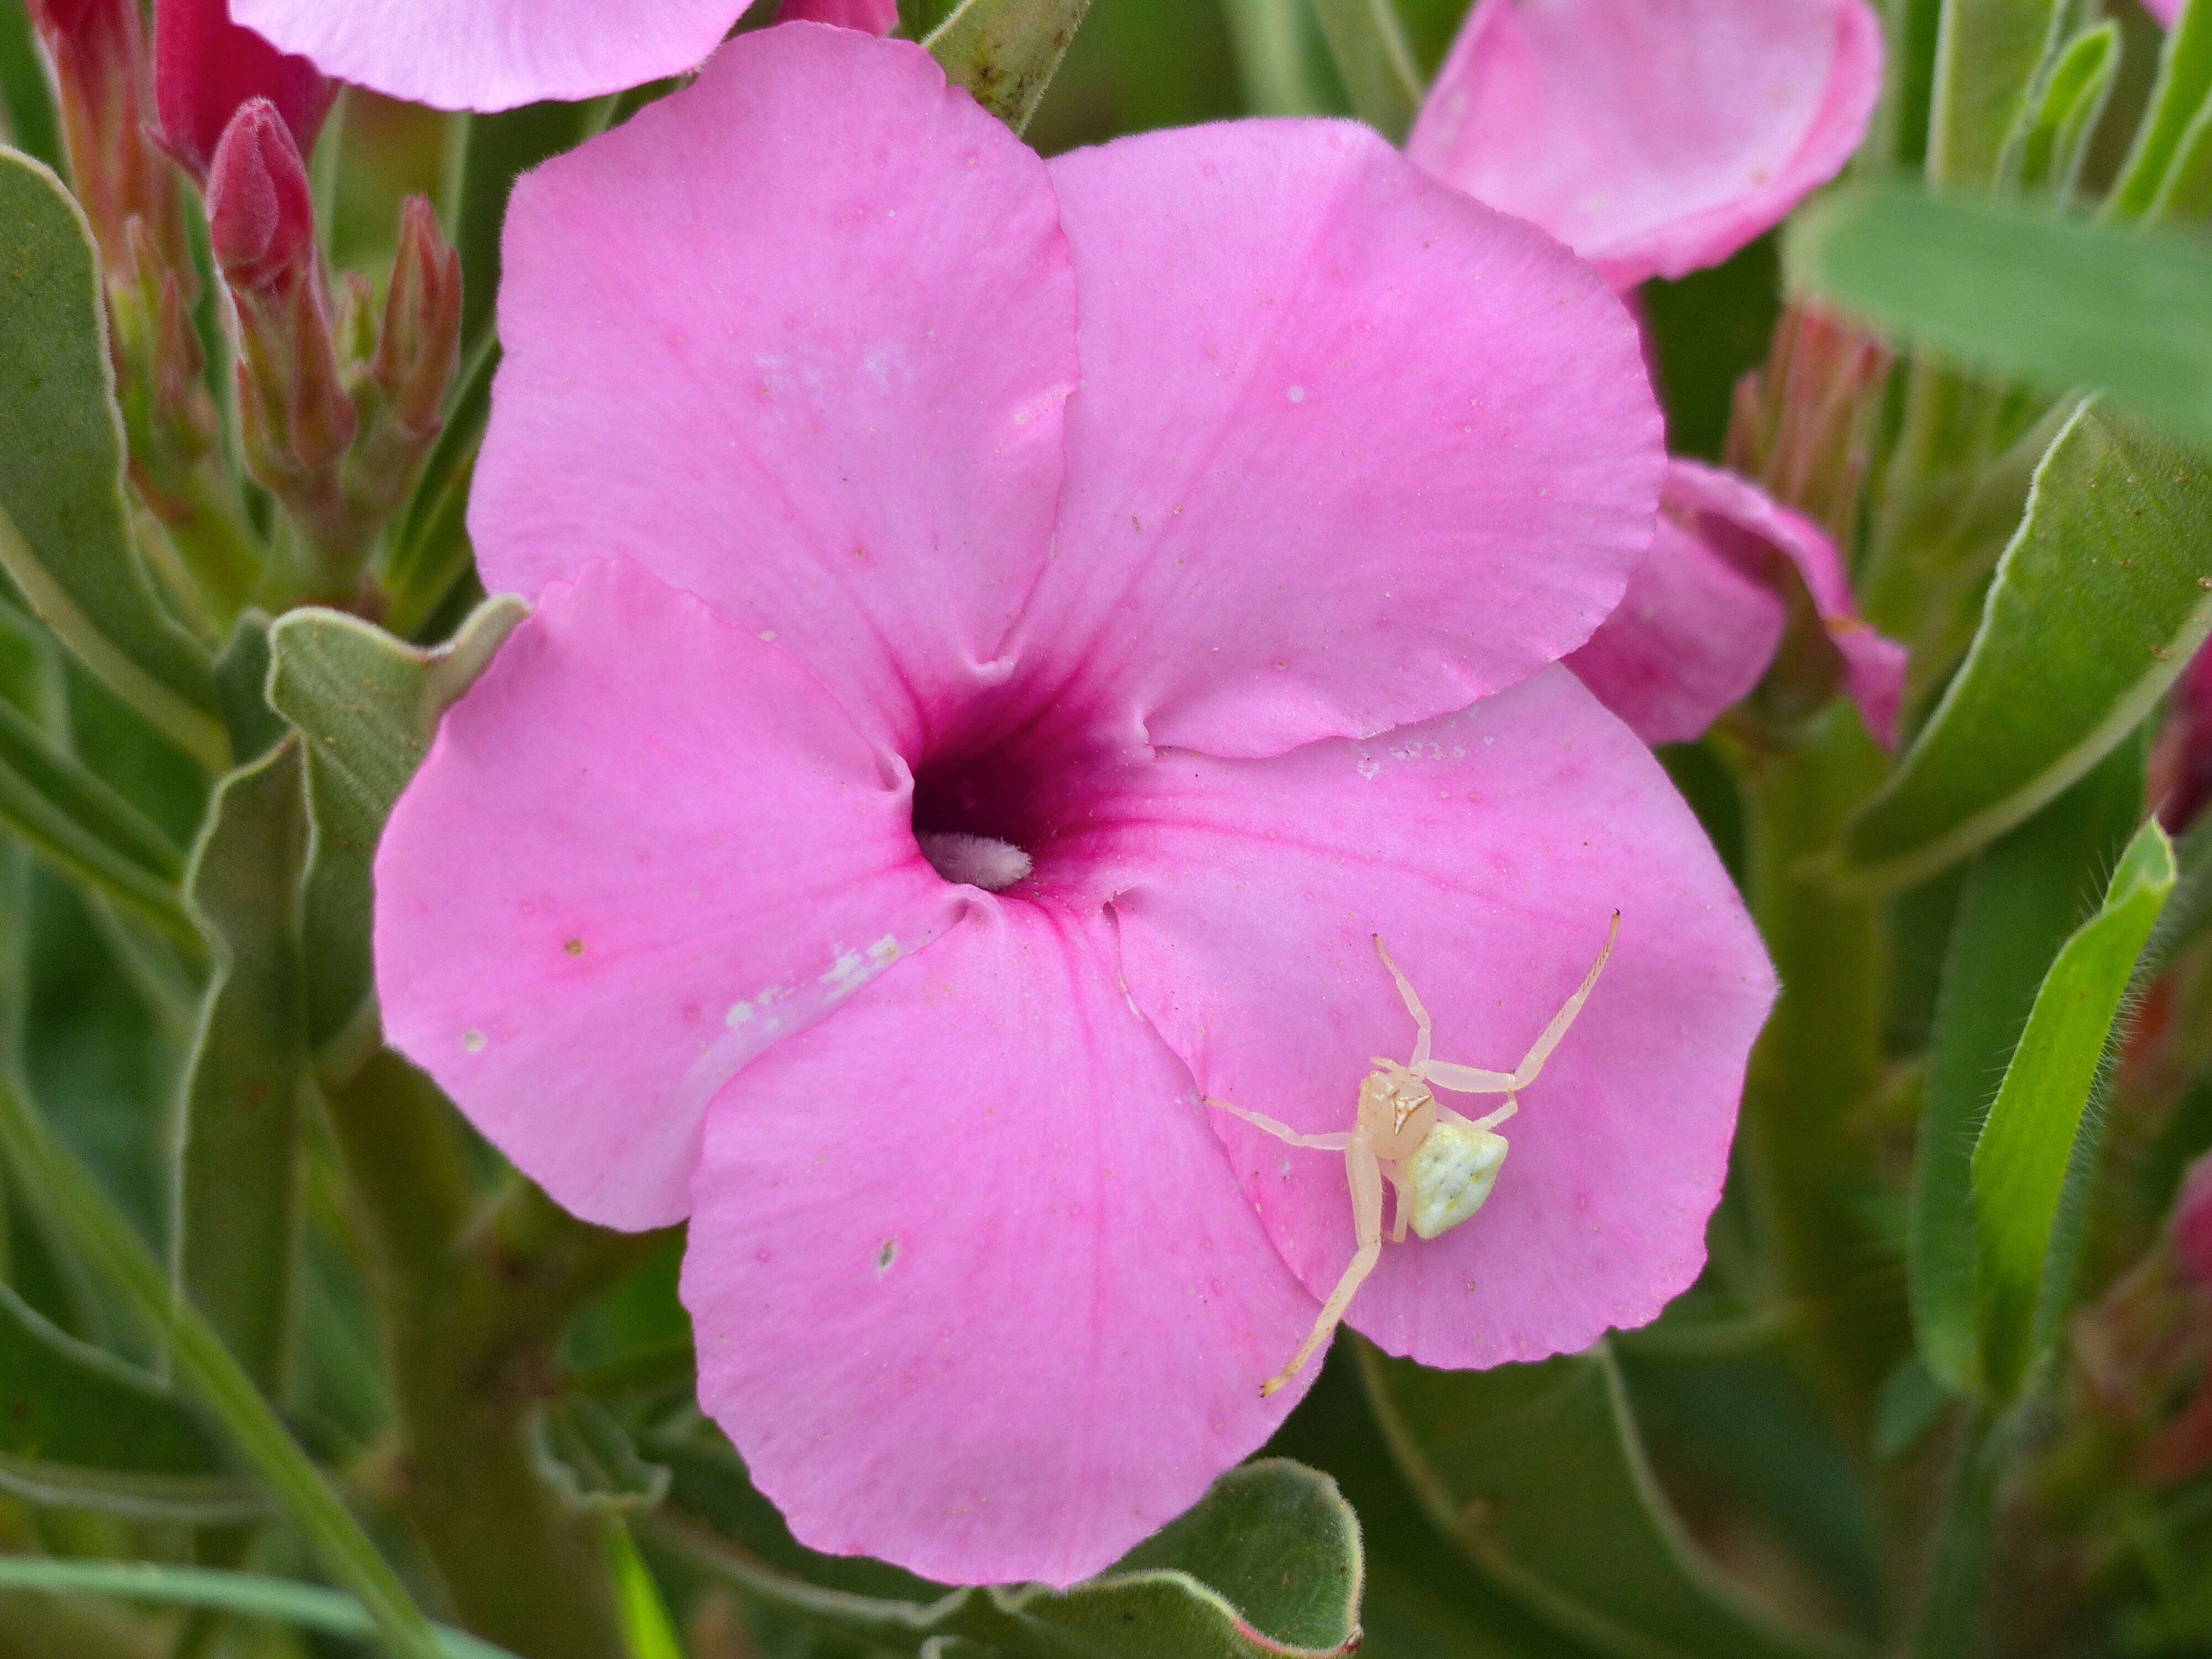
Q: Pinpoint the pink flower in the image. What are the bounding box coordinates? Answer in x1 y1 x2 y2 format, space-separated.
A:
2146 0 2180 25
153 0 332 183
1408 0 1884 290
228 0 759 111
778 0 898 31
1569 460 1904 747
374 27 1772 1585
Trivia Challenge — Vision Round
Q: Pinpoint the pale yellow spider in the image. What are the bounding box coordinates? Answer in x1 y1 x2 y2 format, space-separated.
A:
1209 912 1620 1396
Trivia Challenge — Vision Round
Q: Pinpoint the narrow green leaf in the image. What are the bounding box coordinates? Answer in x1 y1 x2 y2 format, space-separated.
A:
2147 93 2212 227
0 1278 258 1522
381 337 498 641
1910 740 2142 1390
175 739 309 1395
1787 185 2212 450
0 1559 520 1659
2109 0 2212 218
924 0 1094 132
265 598 525 1074
648 1458 1365 1658
0 1070 442 1659
1219 0 1339 116
1830 403 2212 894
0 694 198 950
451 106 604 349
1310 0 1421 140
0 149 225 770
1359 1343 1855 1659
1927 0 2069 186
1884 0 1947 169
0 0 61 175
609 1526 687 1659
1973 817 2175 1399
2003 22 2119 199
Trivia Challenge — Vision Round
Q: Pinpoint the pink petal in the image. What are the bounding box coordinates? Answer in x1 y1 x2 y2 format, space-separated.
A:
469 28 1073 757
1566 516 1785 745
2146 0 2180 24
373 560 966 1230
778 0 898 30
681 900 1318 1587
1408 0 1884 289
1010 119 1663 759
229 0 757 111
1063 667 1775 1369
1664 459 1904 747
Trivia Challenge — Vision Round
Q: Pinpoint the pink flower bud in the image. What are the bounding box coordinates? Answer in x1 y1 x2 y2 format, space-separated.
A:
778 0 898 32
154 0 333 184
27 0 185 278
2175 1151 2212 1287
206 97 316 292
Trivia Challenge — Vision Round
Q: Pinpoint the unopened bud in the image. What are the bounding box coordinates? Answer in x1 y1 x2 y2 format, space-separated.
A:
207 97 316 292
778 0 900 31
28 0 187 280
153 0 333 185
372 196 462 440
2174 1151 2212 1287
113 215 218 480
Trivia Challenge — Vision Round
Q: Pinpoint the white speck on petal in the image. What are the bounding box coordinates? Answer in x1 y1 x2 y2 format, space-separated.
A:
462 1030 486 1053
919 832 1033 892
758 629 778 642
726 1001 754 1027
1287 385 1306 403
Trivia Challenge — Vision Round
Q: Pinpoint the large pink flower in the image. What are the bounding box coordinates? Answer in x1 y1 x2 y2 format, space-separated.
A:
1408 0 1884 289
229 0 760 109
373 24 1772 1585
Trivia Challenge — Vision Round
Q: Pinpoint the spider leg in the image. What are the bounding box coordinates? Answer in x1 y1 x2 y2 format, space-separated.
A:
1263 1140 1385 1396
1206 1097 1353 1152
1373 935 1432 1073
1511 911 1619 1090
1384 1160 1413 1244
1441 1098 1518 1135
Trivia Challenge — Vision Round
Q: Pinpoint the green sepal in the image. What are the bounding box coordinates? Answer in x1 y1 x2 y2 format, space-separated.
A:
925 0 1095 132
1829 402 2212 894
2001 21 2119 200
0 148 225 771
2108 0 2212 219
1971 816 2175 1401
530 1396 671 1516
1926 0 2071 187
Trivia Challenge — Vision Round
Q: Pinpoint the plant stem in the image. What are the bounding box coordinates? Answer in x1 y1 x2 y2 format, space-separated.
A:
0 1069 440 1659
1726 704 1916 1442
323 1048 648 1659
1910 1407 2005 1659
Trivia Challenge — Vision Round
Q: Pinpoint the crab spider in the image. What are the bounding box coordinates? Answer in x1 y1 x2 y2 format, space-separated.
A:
1208 912 1620 1397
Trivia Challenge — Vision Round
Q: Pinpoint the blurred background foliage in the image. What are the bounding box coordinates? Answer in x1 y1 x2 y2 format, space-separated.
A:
3 1 2212 1657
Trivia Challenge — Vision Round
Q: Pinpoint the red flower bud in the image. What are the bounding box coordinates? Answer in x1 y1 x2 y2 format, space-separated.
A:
373 196 463 440
206 97 316 292
27 0 186 279
153 0 333 184
777 0 899 32
2175 1151 2212 1287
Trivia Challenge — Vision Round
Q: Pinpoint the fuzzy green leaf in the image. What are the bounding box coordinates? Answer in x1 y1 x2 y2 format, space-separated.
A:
0 149 224 769
265 597 525 1074
1359 1343 1854 1659
925 0 1094 132
1973 817 2174 1400
1830 403 2212 894
1910 740 2142 1391
649 1457 1365 1658
0 1 60 174
1788 187 2212 450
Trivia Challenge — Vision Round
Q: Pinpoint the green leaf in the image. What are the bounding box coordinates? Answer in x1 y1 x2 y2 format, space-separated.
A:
380 337 498 641
2147 91 2212 227
647 1458 1365 1658
0 1559 521 1659
1926 0 2069 186
1909 739 2142 1391
1310 0 1422 141
2109 0 2212 218
1219 0 1340 117
0 0 61 175
0 1070 442 1659
1829 402 2212 894
2002 21 2119 200
175 739 309 1395
265 597 526 1076
610 1526 687 1659
0 149 225 771
0 692 197 951
1973 816 2175 1399
2152 810 2212 973
1359 1343 1855 1659
924 0 1095 132
451 105 606 349
0 1277 258 1522
1788 185 2212 451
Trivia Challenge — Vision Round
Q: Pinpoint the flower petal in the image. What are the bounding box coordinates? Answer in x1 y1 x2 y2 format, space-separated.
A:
1067 667 1773 1369
469 28 1075 757
373 559 965 1230
681 900 1317 1587
1566 516 1785 744
778 0 898 29
231 0 755 111
1010 119 1662 760
1665 459 1905 747
1408 0 1883 289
